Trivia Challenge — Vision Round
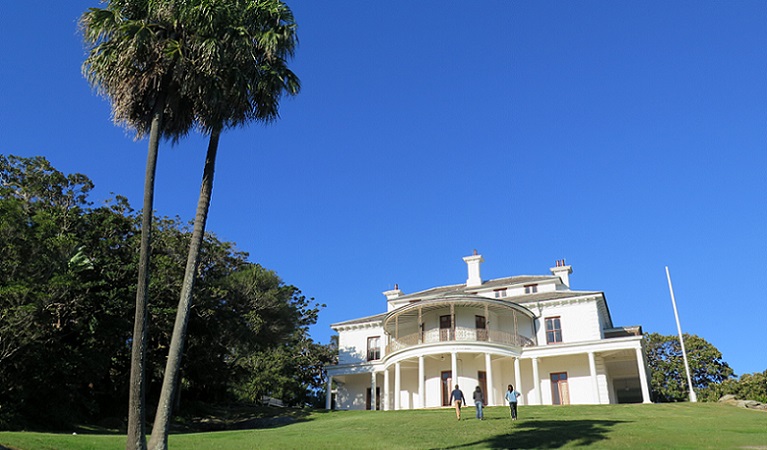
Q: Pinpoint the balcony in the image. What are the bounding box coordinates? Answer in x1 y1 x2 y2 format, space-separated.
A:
386 326 536 355
382 294 537 357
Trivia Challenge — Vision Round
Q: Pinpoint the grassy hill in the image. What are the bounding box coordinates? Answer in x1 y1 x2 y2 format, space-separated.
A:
1 402 765 449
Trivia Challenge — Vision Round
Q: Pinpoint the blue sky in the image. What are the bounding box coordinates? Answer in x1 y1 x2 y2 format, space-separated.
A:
1 1 765 377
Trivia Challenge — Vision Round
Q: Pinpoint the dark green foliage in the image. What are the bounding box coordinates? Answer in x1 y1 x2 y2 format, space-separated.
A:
644 332 735 402
0 155 331 429
0 155 133 428
183 265 332 407
699 370 767 403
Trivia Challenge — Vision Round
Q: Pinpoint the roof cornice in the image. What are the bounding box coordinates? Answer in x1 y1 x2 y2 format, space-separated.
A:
331 320 382 332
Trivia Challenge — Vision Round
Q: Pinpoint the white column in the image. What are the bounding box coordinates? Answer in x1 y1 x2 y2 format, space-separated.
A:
588 352 600 404
326 375 333 410
371 371 377 410
484 353 494 406
532 357 541 405
418 355 425 408
451 352 458 389
394 362 401 410
383 368 390 411
514 357 522 405
636 347 652 403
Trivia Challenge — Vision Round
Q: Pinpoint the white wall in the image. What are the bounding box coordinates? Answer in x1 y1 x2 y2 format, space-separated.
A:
336 375 371 410
533 354 593 405
338 325 384 364
536 300 601 344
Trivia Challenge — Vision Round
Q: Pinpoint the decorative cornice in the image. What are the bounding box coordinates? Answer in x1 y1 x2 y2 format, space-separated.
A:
332 321 383 332
522 293 602 312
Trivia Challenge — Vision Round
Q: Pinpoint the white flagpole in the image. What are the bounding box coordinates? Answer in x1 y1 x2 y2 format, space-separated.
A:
665 266 697 402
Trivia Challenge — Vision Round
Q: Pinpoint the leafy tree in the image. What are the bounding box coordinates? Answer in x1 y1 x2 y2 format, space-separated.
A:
0 155 135 428
236 335 336 408
699 370 767 403
644 332 734 402
81 2 197 448
220 266 334 407
149 2 299 448
0 155 332 432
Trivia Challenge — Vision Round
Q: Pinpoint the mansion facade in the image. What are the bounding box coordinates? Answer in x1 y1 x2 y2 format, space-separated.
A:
325 253 651 410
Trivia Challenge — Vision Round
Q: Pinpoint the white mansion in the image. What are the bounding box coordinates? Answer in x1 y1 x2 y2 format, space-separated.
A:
325 252 652 410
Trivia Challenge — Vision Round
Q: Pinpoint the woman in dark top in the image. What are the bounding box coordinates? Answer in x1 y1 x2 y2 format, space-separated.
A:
473 386 485 420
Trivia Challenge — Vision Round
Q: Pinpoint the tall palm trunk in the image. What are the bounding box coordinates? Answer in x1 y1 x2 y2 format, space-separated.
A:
149 128 221 450
127 103 165 450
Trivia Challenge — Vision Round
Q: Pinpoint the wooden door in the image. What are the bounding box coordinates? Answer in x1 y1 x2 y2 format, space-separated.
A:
478 371 487 406
440 315 451 341
475 315 488 341
550 372 570 405
441 371 452 406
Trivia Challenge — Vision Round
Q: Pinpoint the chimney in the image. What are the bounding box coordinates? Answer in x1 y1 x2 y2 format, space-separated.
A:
463 250 484 288
383 283 402 301
550 259 573 288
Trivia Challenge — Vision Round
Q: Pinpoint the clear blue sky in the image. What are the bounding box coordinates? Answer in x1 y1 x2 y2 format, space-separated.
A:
1 1 765 377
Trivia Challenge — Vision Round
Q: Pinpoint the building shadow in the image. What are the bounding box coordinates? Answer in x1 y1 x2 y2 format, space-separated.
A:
433 418 626 449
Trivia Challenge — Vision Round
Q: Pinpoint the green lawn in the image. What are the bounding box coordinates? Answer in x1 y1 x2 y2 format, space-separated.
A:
1 403 765 449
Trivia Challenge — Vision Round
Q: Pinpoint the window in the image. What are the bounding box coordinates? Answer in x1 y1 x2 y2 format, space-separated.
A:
367 336 381 361
545 317 562 344
524 284 538 294
494 288 507 298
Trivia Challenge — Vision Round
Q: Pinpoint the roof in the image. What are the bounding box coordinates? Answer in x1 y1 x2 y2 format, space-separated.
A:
393 275 558 302
331 312 386 328
332 273 607 328
511 290 603 303
471 275 557 290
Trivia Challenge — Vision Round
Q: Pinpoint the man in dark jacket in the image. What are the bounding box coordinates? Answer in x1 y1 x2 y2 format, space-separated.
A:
449 385 466 420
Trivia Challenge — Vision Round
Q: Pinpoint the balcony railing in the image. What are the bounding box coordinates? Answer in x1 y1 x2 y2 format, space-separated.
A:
386 326 536 355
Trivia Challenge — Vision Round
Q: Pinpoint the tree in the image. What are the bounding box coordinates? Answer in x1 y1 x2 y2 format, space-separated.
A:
699 370 767 403
0 155 331 430
0 155 136 428
81 2 197 448
149 2 299 448
644 332 734 402
236 335 336 408
219 265 334 407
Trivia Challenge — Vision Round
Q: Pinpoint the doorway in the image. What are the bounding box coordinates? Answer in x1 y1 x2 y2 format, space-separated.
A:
475 315 487 341
366 387 381 410
478 371 487 405
440 315 452 341
441 371 452 406
550 372 570 405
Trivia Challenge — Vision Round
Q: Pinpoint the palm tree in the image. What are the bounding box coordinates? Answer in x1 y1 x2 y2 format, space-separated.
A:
148 1 299 449
81 2 196 449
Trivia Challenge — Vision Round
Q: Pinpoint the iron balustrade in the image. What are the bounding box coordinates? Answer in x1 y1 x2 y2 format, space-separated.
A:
386 327 536 354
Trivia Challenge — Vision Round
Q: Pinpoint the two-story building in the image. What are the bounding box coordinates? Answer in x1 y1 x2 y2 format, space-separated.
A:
325 252 651 410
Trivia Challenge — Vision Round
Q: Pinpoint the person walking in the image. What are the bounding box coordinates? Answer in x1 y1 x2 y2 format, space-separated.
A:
449 384 466 420
473 386 485 420
505 384 521 420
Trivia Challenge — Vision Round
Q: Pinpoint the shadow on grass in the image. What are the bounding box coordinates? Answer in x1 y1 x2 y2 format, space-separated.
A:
170 405 319 433
434 418 627 449
66 405 324 435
